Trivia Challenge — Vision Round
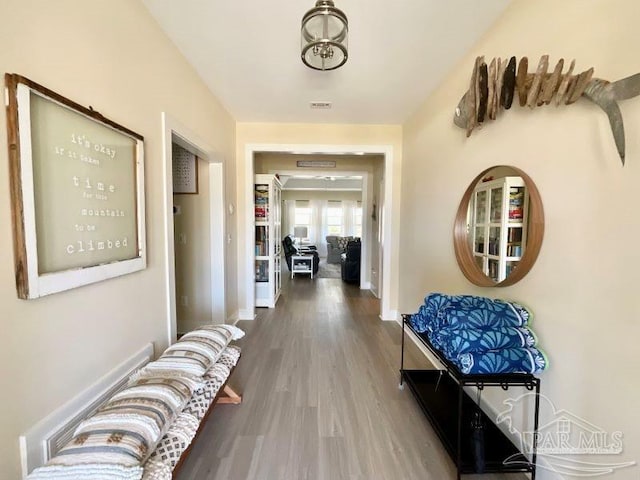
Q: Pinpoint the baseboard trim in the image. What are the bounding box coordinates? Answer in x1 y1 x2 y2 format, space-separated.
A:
20 343 154 476
226 310 240 325
238 308 256 320
380 309 399 321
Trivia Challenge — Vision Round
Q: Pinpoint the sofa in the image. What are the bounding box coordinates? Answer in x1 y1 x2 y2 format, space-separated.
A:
27 324 244 480
341 239 361 284
326 235 356 264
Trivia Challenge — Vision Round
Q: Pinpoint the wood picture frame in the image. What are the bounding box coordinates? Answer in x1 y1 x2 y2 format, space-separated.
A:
5 74 146 299
452 165 544 287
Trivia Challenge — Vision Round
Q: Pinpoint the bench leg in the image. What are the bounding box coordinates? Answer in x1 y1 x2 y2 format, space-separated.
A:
217 385 242 405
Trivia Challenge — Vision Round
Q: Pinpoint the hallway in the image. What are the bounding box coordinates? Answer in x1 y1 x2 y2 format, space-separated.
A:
175 277 522 479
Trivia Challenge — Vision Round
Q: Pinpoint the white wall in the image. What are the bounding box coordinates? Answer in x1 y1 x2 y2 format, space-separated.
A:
0 1 236 478
401 1 640 478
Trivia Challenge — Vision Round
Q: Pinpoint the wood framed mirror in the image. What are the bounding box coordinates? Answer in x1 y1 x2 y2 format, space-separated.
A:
453 165 544 287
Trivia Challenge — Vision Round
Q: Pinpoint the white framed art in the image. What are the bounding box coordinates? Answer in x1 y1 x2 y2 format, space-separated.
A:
5 74 146 299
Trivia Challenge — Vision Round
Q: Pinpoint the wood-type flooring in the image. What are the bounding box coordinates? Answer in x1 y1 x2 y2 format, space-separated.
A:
175 277 526 480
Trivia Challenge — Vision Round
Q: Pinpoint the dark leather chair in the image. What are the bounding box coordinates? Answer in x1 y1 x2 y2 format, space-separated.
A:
282 235 319 274
341 240 361 284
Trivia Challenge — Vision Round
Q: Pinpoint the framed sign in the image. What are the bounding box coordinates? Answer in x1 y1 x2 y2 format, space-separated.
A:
5 74 146 299
296 160 336 168
172 143 198 194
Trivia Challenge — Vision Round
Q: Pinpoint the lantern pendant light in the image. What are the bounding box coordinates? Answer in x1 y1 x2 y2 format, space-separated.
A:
301 0 348 71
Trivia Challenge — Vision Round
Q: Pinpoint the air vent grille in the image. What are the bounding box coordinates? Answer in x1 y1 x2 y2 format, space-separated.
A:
309 101 332 109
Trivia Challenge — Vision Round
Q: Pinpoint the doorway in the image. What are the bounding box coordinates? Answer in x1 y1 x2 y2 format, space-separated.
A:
269 167 374 287
241 143 394 321
162 113 226 343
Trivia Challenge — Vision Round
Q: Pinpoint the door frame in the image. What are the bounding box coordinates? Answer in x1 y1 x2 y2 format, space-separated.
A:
241 143 395 320
161 113 226 344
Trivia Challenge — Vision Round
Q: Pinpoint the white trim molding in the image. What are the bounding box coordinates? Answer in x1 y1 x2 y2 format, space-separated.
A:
243 143 395 320
381 309 400 322
20 343 154 477
238 308 257 321
161 113 226 344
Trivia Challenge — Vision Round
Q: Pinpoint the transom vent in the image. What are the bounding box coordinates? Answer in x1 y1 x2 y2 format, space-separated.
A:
309 101 332 109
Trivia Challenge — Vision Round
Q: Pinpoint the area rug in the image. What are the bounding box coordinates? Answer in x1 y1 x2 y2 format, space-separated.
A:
315 261 341 279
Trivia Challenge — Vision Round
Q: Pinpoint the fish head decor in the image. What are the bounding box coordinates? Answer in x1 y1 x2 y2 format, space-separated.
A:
453 55 640 166
453 92 471 130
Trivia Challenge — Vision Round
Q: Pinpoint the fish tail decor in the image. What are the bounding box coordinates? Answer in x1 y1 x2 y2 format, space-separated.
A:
453 55 640 165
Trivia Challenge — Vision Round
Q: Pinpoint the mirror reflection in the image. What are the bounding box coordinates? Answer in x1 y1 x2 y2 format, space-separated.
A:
466 167 529 283
453 165 544 287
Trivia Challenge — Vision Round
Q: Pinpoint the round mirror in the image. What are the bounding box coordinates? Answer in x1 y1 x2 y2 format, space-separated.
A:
453 165 544 287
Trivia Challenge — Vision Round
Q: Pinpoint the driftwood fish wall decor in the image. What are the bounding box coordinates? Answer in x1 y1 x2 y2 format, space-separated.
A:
453 55 640 165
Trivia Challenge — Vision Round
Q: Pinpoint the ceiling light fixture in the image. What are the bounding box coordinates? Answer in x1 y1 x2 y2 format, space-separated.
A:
301 0 348 71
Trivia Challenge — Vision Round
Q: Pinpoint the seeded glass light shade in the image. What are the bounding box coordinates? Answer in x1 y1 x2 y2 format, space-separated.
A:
301 0 348 71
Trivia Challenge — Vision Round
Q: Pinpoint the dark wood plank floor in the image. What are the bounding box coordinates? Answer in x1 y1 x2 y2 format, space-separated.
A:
175 276 525 479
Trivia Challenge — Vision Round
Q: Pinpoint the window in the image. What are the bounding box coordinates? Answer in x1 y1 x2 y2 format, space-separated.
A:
294 200 311 240
354 202 363 237
327 201 343 235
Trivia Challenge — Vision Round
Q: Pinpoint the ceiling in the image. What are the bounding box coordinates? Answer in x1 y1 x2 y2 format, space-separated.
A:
141 0 511 124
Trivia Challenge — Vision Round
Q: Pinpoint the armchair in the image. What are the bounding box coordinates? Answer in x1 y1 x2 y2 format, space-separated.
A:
282 235 319 274
326 235 354 264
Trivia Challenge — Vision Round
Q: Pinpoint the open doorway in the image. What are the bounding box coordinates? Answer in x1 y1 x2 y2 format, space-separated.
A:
161 113 226 343
241 144 394 321
263 159 381 290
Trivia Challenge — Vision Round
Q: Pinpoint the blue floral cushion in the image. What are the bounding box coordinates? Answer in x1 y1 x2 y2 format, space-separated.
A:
457 347 548 374
410 292 548 375
433 326 537 357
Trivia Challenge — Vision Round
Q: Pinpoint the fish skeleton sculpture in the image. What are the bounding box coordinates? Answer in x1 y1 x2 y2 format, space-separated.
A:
454 55 640 165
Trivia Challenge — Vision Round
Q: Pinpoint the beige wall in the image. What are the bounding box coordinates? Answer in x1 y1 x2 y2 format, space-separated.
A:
236 123 402 317
281 190 362 202
401 0 640 476
255 152 380 173
0 1 236 477
173 157 212 334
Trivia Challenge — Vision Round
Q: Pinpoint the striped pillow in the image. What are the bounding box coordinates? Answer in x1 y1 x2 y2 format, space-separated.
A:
140 355 210 378
142 356 236 479
28 327 244 480
140 325 244 378
29 376 197 479
181 324 244 344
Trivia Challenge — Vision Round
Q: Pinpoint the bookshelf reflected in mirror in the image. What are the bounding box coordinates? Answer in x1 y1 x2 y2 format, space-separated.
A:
454 166 544 287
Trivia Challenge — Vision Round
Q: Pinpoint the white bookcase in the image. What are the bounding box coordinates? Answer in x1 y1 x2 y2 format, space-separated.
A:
470 176 529 283
254 174 282 308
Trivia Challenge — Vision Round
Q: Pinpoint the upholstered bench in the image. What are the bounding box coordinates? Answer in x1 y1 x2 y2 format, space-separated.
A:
27 325 244 480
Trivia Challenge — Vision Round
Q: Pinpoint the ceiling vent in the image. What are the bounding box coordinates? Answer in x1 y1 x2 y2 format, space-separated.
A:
310 101 332 109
